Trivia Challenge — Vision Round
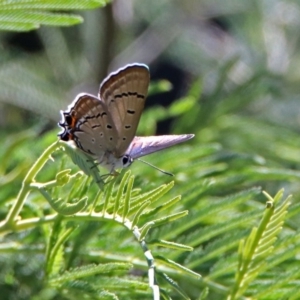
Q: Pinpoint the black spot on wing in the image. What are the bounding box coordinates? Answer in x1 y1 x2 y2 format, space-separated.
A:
127 110 135 114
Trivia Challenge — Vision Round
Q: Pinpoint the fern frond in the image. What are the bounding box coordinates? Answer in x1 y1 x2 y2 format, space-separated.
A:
122 174 134 222
113 171 131 218
149 239 193 252
163 187 261 241
130 181 175 213
156 256 200 279
49 262 132 284
131 200 151 228
102 180 114 215
140 211 188 240
39 187 87 215
159 272 191 300
228 189 291 299
46 218 76 276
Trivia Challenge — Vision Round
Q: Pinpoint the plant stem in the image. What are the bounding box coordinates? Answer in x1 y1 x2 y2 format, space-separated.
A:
0 141 60 231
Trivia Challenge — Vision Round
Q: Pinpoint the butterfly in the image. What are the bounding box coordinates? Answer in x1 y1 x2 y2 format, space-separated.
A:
58 63 194 175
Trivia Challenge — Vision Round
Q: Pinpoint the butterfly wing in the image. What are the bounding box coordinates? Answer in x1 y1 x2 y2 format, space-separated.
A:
59 94 118 160
99 64 150 157
126 134 195 159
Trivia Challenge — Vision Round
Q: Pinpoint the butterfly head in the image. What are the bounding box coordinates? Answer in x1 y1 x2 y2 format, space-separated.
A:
121 154 134 168
101 152 134 174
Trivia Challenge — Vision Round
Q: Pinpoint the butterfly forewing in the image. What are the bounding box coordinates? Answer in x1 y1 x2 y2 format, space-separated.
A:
99 64 150 156
61 94 118 158
127 134 195 159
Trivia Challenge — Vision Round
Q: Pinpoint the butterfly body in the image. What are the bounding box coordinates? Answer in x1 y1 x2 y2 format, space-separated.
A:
59 64 194 174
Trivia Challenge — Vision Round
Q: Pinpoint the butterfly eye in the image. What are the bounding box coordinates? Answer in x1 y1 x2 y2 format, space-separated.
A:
122 155 133 167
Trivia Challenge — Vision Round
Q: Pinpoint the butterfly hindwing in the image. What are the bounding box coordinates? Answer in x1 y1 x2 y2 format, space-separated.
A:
59 94 118 159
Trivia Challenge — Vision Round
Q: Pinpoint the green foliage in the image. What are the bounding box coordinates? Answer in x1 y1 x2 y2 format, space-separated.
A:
0 122 297 299
0 0 109 31
1 1 300 299
229 190 291 299
0 139 199 299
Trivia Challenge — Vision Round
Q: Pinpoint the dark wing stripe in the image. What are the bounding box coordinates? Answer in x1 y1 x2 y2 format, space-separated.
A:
114 91 145 99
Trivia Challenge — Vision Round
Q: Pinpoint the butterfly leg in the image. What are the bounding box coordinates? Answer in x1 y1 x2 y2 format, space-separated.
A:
109 165 119 177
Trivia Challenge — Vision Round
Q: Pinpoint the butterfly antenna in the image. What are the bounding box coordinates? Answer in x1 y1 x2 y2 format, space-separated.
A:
137 158 173 176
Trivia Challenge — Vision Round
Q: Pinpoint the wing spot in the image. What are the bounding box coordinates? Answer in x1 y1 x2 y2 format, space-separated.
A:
123 137 126 141
86 115 96 120
125 125 131 129
127 110 135 115
106 124 112 129
110 137 113 141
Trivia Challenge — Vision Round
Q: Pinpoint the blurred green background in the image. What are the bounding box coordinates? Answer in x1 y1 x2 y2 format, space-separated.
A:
1 1 300 299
